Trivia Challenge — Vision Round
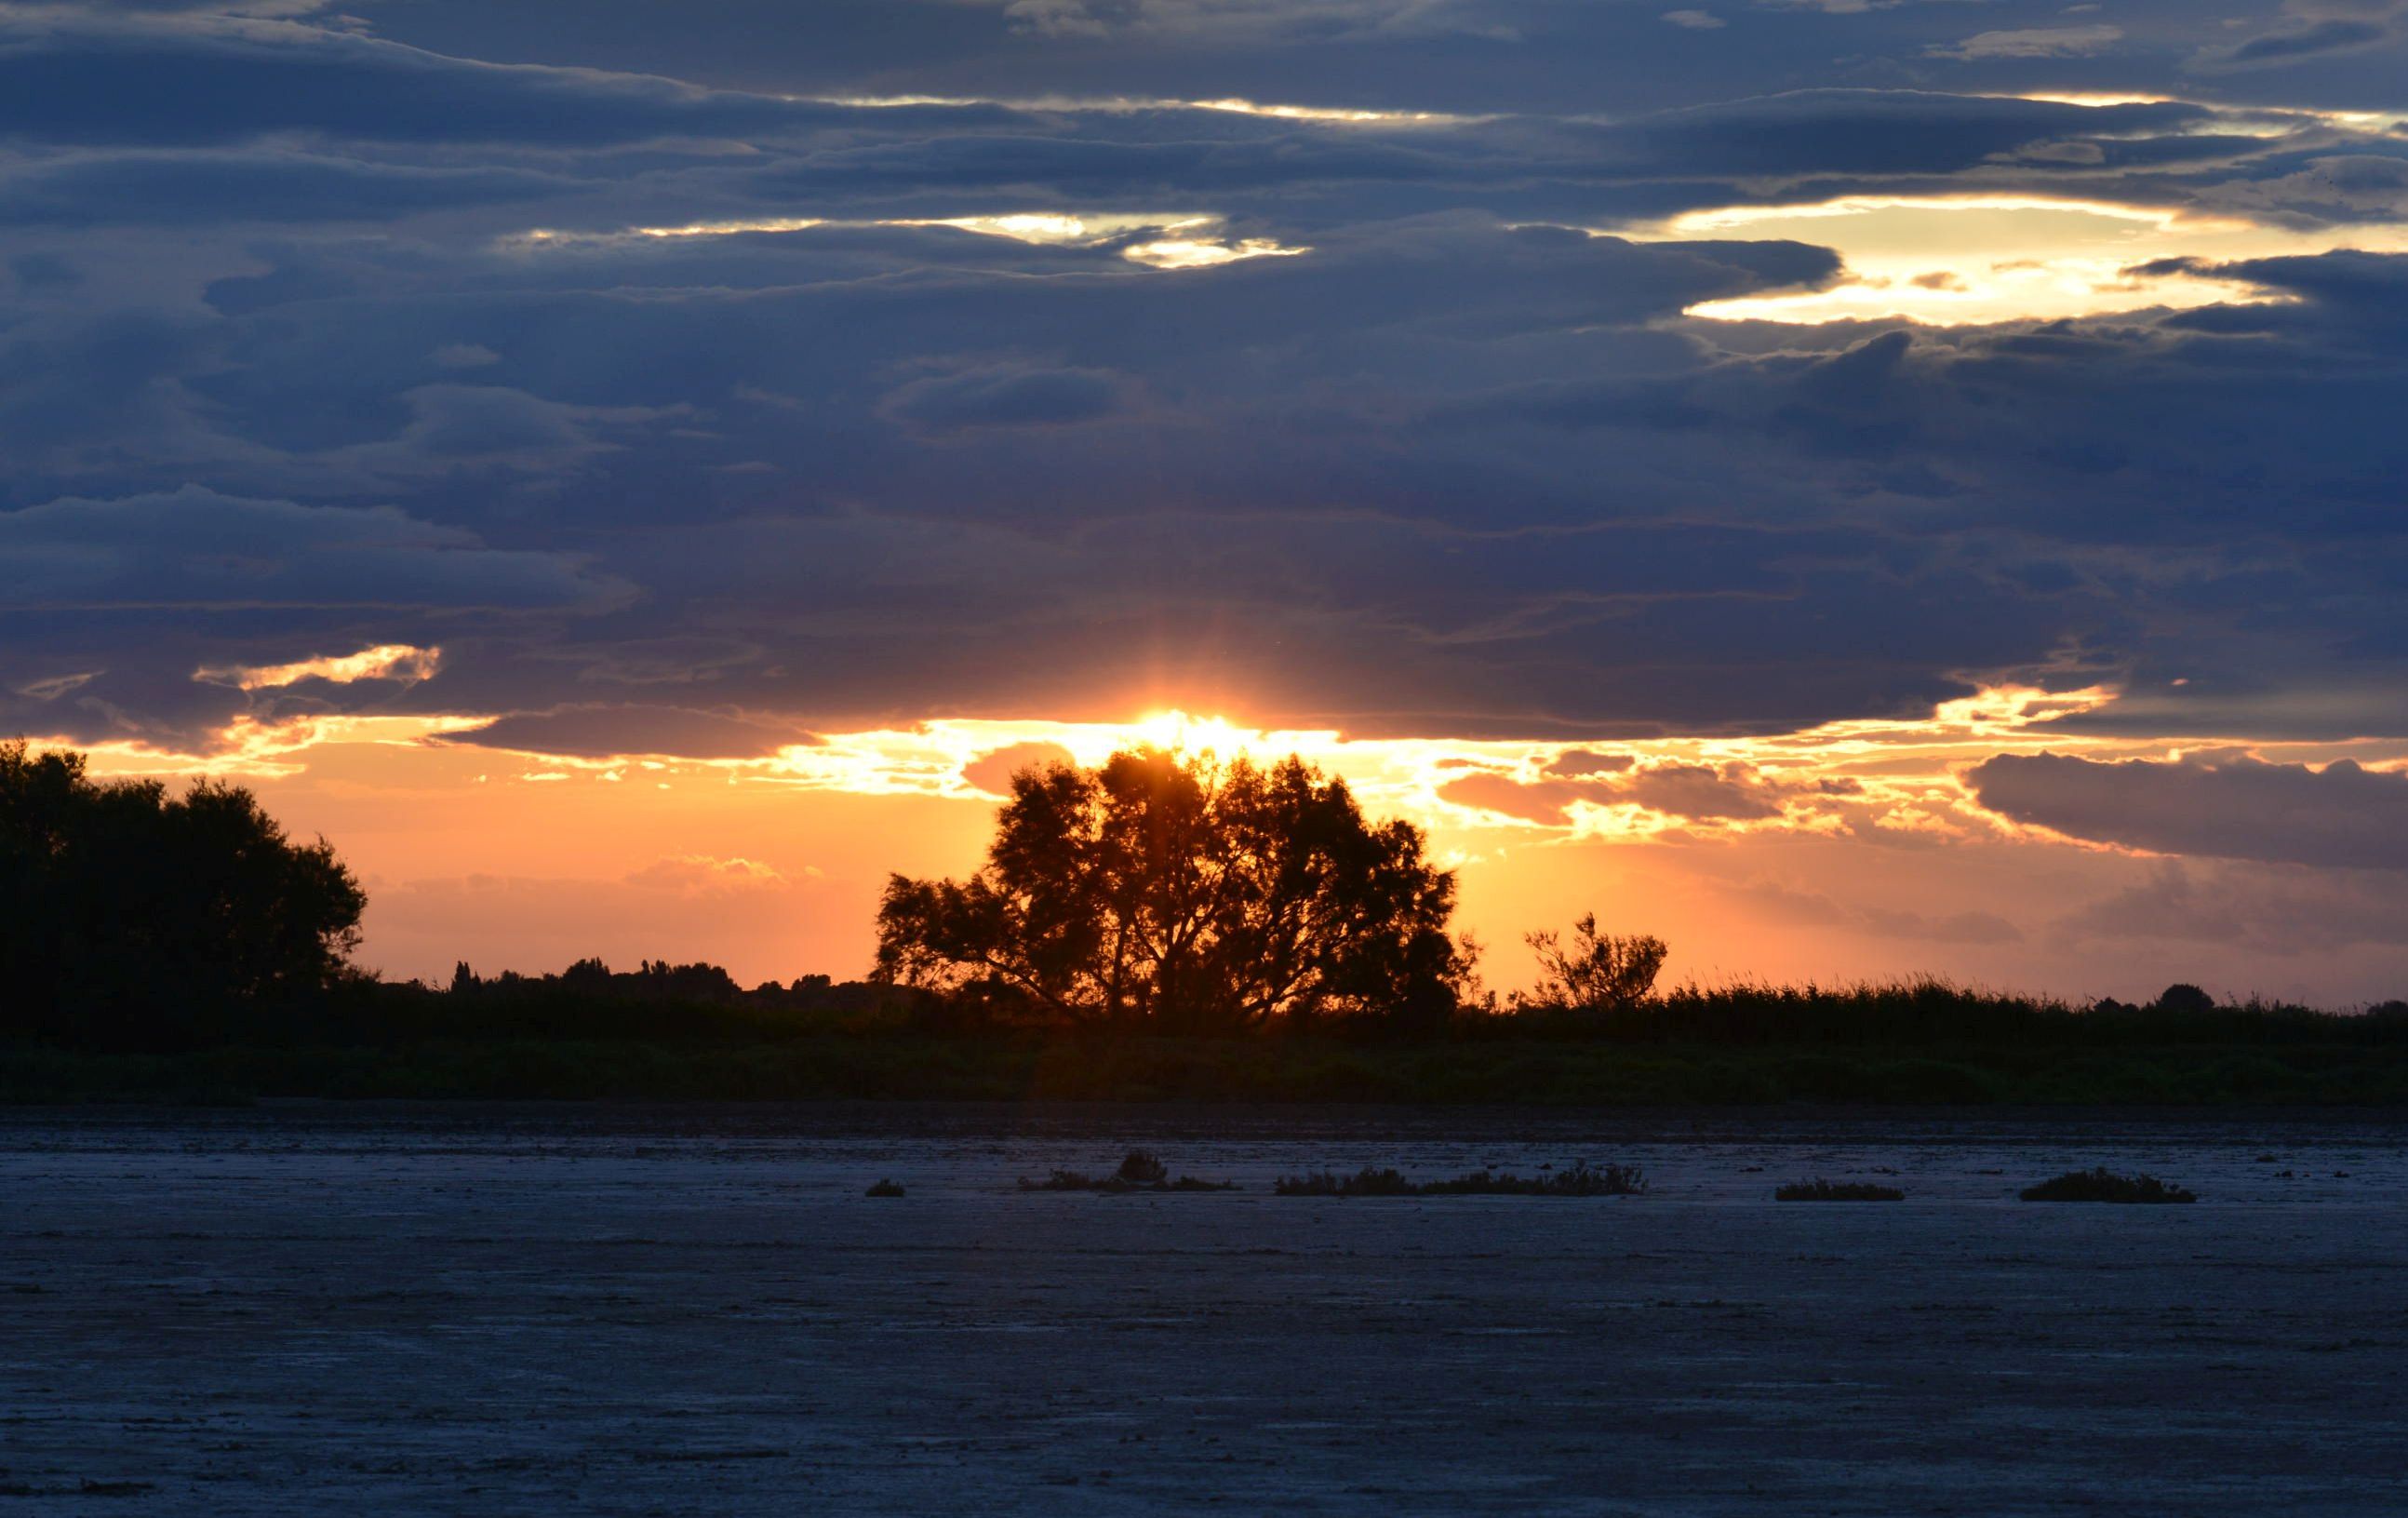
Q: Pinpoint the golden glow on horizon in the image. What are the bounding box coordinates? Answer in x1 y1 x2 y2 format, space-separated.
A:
43 682 2408 863
38 684 2408 996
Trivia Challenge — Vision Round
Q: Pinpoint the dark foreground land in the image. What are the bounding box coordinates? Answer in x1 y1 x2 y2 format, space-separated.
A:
3 1104 2403 1515
12 1032 2408 1106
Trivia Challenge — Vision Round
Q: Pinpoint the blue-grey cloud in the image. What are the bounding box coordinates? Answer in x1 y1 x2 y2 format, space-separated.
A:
0 485 625 610
1967 752 2408 871
3 2 2406 759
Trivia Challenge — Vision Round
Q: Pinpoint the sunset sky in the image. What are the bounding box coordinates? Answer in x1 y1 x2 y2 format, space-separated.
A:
7 0 2408 1003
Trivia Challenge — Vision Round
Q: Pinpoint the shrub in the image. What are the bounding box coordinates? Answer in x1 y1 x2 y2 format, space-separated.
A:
2019 1167 2196 1203
1020 1152 1237 1192
1274 1166 1415 1197
1116 1149 1168 1185
1774 1179 1904 1202
1419 1162 1647 1196
1274 1162 1645 1197
1521 915 1667 1013
2155 984 2216 1017
864 1178 905 1198
1023 1169 1105 1191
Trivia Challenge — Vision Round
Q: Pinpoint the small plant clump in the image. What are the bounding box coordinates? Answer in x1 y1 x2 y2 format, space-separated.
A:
1274 1162 1646 1198
1019 1149 1237 1193
864 1178 905 1198
1117 1150 1168 1185
1774 1179 1905 1202
1274 1167 1420 1197
2019 1167 2196 1204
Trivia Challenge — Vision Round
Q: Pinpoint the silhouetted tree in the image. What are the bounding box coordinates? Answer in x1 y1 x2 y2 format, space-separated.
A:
2154 983 2215 1017
874 747 1472 1031
1520 914 1667 1012
0 741 365 1044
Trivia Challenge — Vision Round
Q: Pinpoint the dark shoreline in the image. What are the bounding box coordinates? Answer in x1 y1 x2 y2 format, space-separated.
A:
4 1097 2403 1153
9 1034 2408 1108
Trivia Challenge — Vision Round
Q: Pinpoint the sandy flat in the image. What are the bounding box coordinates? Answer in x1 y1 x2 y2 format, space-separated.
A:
1 1105 2401 1514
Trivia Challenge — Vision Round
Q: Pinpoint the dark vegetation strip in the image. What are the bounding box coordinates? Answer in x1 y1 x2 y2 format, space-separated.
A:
11 1034 2408 1105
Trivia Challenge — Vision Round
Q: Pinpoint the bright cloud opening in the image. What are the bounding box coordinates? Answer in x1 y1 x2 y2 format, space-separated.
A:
196 644 443 692
1642 196 2404 325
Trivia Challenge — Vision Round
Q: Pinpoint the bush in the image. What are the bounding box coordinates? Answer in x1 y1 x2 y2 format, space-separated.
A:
1274 1166 1416 1197
1774 1179 1904 1202
1020 1150 1237 1192
2019 1167 2196 1203
2155 984 2216 1017
864 1179 905 1198
1116 1149 1168 1185
1419 1162 1647 1196
1275 1162 1644 1197
1521 915 1667 1013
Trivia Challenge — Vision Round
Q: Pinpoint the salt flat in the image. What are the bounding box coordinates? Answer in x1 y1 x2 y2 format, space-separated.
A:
1 1106 2401 1515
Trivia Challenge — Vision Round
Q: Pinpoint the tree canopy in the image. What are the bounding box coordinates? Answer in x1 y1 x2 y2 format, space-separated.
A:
0 741 366 1044
875 746 1472 1031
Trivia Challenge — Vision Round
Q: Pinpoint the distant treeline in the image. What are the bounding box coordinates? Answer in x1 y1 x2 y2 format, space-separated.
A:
7 739 2408 1104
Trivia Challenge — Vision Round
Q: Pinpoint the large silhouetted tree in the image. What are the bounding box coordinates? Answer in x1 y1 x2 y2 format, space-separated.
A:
875 747 1472 1031
0 741 366 1044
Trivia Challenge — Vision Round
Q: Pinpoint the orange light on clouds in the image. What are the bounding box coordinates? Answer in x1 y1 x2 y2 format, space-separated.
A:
194 643 443 692
32 658 2408 995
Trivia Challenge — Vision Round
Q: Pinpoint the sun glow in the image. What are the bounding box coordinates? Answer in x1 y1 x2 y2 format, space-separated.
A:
50 680 2407 863
42 683 2408 994
1635 195 2407 326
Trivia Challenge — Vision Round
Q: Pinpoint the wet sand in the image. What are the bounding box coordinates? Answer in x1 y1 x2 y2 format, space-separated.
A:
3 1105 2402 1514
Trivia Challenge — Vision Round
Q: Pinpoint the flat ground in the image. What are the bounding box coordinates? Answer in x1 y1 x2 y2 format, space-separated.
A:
2 1106 2401 1514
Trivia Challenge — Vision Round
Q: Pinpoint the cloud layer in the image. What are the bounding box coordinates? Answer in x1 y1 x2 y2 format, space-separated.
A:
7 1 2408 995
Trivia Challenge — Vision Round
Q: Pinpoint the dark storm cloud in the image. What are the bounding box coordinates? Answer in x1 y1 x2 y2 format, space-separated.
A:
1965 753 2408 871
339 0 2408 118
883 364 1131 429
4 2 2408 756
0 153 572 227
0 20 2338 233
0 23 997 147
0 486 622 611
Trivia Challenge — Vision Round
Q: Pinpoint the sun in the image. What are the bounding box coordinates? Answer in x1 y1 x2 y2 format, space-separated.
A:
1129 710 1257 755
